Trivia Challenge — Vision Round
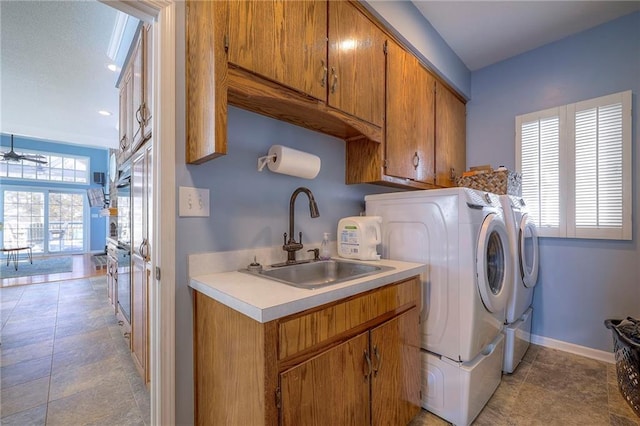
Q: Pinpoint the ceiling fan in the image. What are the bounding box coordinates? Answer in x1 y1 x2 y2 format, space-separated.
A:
1 134 47 164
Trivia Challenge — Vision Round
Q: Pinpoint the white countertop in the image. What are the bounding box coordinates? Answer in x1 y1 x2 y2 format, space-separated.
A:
189 258 426 323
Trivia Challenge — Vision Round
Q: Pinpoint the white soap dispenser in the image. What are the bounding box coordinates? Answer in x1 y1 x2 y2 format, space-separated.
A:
320 232 331 260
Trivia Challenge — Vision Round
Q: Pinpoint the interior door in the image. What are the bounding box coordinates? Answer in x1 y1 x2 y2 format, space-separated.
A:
280 331 370 426
519 214 540 288
476 212 511 313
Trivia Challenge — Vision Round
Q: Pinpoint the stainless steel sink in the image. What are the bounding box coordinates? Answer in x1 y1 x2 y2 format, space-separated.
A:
240 259 393 289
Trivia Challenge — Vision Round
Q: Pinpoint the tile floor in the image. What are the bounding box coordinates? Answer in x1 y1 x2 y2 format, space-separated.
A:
410 344 640 426
0 276 149 425
2 276 639 426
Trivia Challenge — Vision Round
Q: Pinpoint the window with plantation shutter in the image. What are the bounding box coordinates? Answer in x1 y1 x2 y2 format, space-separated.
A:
516 90 631 240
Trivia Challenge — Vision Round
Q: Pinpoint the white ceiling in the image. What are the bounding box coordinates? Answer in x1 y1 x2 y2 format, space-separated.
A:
412 1 640 71
0 0 128 149
2 1 639 151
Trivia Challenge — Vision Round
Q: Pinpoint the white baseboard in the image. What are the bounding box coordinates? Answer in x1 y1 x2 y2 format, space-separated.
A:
530 334 615 364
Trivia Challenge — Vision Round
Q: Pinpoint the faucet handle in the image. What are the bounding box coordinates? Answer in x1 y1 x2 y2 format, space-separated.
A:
299 231 303 245
283 232 288 245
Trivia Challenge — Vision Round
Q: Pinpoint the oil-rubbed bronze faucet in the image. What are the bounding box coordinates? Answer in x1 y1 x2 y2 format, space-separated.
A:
283 187 319 263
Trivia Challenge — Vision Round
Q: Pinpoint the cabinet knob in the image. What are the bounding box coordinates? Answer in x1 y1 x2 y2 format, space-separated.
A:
449 167 457 181
412 152 419 170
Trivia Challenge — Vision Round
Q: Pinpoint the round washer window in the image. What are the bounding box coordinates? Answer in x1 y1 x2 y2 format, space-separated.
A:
486 231 505 295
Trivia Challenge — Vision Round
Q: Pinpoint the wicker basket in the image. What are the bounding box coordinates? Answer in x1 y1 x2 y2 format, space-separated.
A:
605 317 640 417
456 169 522 196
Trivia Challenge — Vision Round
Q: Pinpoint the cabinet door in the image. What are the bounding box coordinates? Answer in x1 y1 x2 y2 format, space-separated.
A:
328 1 385 127
142 24 153 141
435 82 466 187
228 0 327 101
131 253 148 383
118 69 132 160
370 307 421 426
131 32 144 152
385 41 435 183
185 0 228 163
131 151 145 258
280 331 370 426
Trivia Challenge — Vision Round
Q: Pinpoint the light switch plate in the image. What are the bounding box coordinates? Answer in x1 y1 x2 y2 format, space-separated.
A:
179 186 210 217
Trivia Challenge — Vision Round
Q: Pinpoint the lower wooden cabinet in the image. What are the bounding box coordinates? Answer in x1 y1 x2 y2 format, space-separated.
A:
131 253 149 384
280 307 419 426
194 276 421 425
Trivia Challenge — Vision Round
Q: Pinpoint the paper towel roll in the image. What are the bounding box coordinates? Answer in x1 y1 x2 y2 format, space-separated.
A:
267 145 321 179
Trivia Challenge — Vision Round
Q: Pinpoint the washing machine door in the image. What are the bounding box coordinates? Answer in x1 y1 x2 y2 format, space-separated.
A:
519 214 539 288
476 212 510 313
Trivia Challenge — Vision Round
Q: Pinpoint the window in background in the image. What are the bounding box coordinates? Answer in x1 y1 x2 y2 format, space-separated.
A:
516 90 631 240
0 150 90 184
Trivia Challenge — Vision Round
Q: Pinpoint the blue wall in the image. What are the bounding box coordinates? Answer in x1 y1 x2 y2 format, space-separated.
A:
0 134 109 252
467 12 640 351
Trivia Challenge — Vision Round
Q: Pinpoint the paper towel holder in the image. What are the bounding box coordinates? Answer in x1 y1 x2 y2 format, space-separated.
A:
257 152 277 172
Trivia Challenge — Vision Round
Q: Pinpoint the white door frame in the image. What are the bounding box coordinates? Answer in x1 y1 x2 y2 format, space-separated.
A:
101 1 176 424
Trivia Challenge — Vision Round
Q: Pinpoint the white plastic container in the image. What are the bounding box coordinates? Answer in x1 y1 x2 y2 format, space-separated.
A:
337 216 382 260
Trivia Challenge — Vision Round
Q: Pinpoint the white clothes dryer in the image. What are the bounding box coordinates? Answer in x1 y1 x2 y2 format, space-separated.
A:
366 188 512 425
499 195 540 373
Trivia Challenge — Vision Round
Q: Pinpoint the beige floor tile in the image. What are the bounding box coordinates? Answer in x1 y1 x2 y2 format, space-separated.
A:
51 338 118 373
509 382 610 425
408 409 451 425
0 338 54 367
48 355 130 401
0 403 47 426
45 378 140 425
609 413 640 426
0 324 55 350
52 327 112 354
0 355 52 388
0 376 50 419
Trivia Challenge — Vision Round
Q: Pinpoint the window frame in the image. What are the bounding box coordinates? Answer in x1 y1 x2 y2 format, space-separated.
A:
515 90 632 240
0 149 90 184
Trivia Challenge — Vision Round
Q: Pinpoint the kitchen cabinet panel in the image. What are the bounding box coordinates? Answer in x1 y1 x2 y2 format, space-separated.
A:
328 1 385 128
370 307 421 426
435 81 466 187
280 331 370 426
385 40 436 184
228 0 327 101
130 143 152 385
185 0 228 163
194 276 420 425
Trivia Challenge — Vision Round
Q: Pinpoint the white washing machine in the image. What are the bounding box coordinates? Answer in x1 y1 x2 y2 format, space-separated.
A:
366 187 512 425
499 195 540 373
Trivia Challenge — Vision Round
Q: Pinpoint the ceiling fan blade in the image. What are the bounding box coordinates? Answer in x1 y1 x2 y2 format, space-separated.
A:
21 156 48 164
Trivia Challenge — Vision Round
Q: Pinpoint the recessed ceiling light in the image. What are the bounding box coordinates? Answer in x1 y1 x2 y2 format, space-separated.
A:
107 64 118 72
98 110 112 116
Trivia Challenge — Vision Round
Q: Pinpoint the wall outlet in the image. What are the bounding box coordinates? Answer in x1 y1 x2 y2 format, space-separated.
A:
179 186 210 217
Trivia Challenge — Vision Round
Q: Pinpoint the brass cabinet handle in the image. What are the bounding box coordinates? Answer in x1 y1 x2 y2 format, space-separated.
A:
363 349 372 378
320 60 328 87
373 345 382 377
330 67 338 94
449 167 456 181
413 152 419 170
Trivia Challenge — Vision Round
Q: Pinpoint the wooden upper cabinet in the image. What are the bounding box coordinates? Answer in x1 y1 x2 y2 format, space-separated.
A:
228 0 327 101
185 0 228 164
385 41 436 184
435 81 466 187
328 1 385 128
